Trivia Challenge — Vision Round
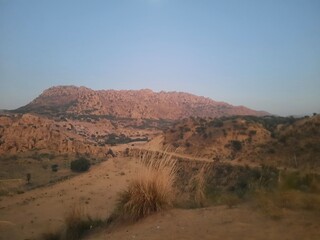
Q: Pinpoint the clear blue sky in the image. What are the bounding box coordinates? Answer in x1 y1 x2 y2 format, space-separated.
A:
1 0 319 115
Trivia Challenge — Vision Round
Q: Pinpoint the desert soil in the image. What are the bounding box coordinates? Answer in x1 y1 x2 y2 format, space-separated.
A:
0 156 140 240
86 206 320 240
0 156 319 240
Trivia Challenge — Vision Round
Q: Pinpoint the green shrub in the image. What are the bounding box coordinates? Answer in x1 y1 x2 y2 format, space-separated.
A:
70 157 90 172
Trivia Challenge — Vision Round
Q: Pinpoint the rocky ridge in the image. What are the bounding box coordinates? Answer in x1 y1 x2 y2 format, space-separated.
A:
16 86 268 119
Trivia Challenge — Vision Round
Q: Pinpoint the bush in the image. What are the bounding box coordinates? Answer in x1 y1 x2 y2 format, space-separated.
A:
114 153 177 221
280 172 319 192
70 157 90 172
51 164 59 172
41 205 103 240
230 140 242 151
249 130 257 136
209 119 224 128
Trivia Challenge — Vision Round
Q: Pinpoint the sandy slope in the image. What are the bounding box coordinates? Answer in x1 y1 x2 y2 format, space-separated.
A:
0 157 139 240
86 206 320 240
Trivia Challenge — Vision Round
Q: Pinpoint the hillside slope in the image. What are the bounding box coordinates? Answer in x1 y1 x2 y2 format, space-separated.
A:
147 115 320 169
0 113 158 155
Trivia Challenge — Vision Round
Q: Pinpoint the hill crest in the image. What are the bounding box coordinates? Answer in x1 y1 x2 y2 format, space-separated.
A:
16 85 268 119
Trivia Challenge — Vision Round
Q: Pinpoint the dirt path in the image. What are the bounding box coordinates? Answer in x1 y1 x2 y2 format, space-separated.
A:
132 147 259 166
0 157 138 240
134 147 306 173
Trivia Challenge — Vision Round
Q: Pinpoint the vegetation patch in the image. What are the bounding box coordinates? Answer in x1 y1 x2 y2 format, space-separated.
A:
70 157 91 172
113 153 177 221
41 205 103 240
105 133 148 146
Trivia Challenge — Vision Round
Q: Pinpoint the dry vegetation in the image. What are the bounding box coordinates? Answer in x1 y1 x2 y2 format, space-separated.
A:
158 115 320 170
186 164 210 207
41 205 103 240
112 153 177 221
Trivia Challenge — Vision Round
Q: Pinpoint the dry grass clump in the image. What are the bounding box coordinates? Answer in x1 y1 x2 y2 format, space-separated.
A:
64 205 103 240
42 205 103 240
115 153 177 221
64 205 89 240
188 164 211 207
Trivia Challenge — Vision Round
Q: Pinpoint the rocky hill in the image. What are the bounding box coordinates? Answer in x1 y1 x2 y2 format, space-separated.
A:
15 86 268 119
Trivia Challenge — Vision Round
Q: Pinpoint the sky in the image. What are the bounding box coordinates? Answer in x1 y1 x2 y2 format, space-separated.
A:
0 0 319 116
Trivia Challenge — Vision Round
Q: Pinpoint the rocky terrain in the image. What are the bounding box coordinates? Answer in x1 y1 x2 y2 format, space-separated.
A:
0 86 319 240
0 112 162 156
148 115 320 170
15 86 268 119
0 85 269 158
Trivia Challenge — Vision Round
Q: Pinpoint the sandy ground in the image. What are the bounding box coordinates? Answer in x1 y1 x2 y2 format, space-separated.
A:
1 154 320 240
87 206 320 240
0 157 139 240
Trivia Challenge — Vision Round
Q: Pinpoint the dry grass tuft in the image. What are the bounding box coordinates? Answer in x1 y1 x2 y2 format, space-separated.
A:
64 204 103 240
115 152 177 221
188 163 211 207
41 205 103 240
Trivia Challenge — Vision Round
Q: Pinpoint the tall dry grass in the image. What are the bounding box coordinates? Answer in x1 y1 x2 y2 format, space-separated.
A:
188 163 211 207
63 204 103 240
115 152 177 221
